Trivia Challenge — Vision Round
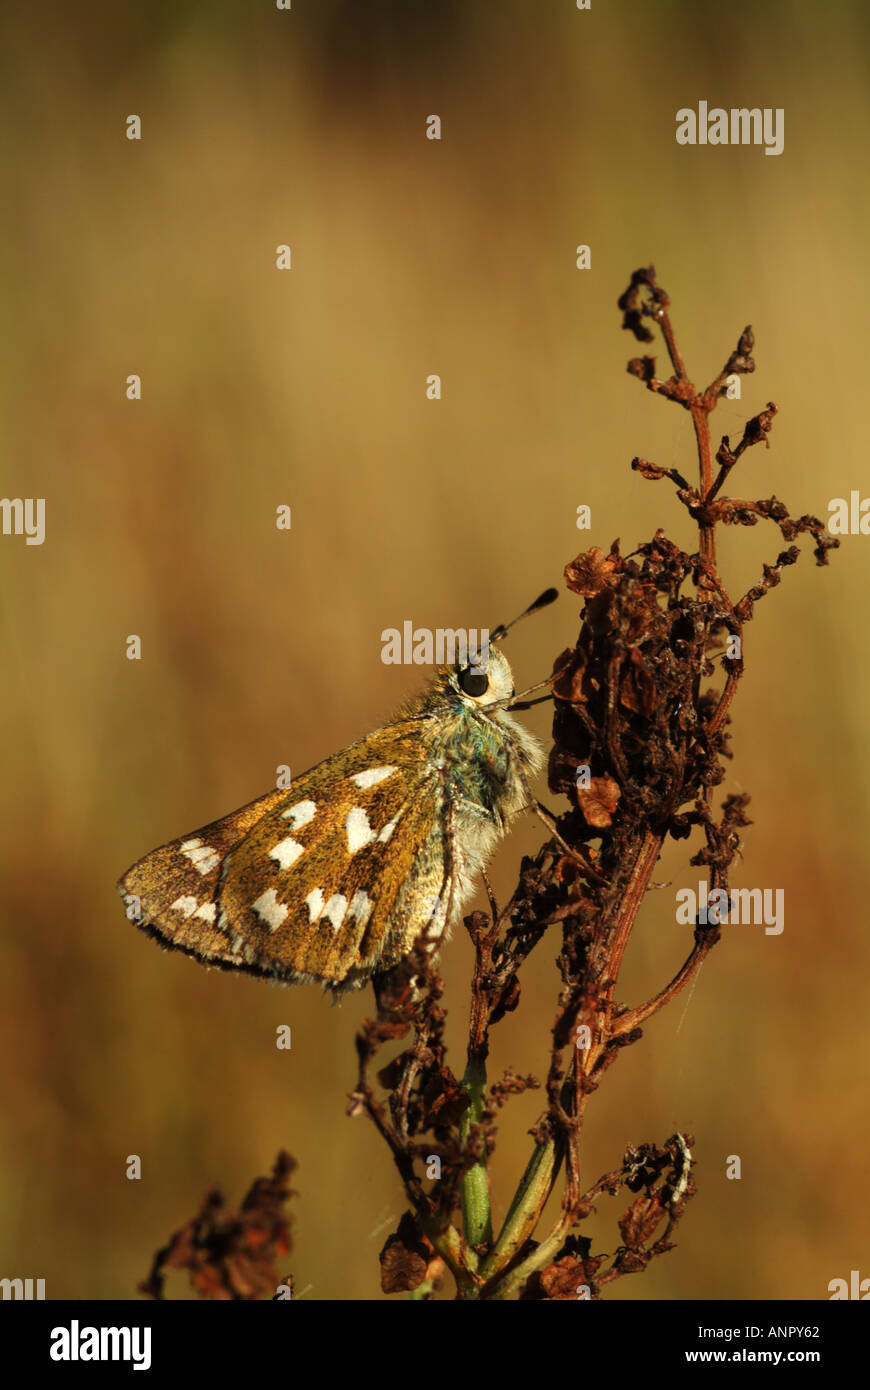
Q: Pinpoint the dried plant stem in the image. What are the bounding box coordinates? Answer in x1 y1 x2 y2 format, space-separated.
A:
606 828 664 983
353 265 836 1301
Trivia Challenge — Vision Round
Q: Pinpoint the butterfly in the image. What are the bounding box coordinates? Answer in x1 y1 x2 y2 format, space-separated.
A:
118 624 552 997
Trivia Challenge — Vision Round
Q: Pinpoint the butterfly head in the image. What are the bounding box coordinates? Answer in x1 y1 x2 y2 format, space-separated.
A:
442 645 516 710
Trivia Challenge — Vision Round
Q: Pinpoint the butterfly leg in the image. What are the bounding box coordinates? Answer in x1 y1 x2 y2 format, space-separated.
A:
479 868 500 923
513 765 607 884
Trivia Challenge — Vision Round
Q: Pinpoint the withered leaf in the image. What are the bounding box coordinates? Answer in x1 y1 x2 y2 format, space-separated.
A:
539 1256 588 1300
576 775 621 828
423 1065 471 1126
618 1192 667 1250
376 1048 417 1090
379 1213 432 1295
564 544 622 598
620 648 657 716
520 1243 603 1300
551 648 587 703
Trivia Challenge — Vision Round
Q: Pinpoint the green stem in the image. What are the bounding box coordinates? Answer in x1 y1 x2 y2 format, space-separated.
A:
478 1137 560 1287
460 1054 493 1253
485 1218 570 1300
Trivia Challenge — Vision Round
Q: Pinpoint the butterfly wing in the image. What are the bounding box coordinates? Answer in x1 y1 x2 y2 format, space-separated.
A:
216 721 451 991
117 784 291 972
118 719 450 990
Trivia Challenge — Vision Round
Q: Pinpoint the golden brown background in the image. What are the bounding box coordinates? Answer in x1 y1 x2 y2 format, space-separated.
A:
1 0 867 1300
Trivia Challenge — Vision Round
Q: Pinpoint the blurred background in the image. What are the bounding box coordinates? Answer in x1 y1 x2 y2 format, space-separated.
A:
0 0 868 1301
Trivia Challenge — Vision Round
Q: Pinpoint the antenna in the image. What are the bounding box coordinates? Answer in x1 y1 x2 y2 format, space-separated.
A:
491 587 558 643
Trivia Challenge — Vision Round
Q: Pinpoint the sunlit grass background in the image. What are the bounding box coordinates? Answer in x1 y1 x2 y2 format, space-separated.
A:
1 0 868 1300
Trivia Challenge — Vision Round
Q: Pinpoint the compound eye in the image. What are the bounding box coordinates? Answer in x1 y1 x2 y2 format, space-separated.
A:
459 668 489 697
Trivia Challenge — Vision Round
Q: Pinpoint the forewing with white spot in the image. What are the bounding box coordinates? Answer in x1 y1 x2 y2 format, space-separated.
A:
216 724 441 986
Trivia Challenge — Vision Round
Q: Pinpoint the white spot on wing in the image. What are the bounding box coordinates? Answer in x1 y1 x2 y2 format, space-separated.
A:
170 895 199 918
351 766 397 789
252 889 289 932
305 888 325 922
281 800 316 828
346 807 375 853
195 903 217 923
348 890 373 929
323 894 348 930
378 819 397 843
269 836 305 870
181 842 221 875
